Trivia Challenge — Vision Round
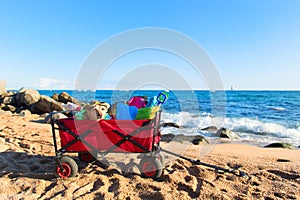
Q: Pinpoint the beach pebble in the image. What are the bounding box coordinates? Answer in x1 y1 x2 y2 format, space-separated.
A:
19 142 30 149
19 109 32 117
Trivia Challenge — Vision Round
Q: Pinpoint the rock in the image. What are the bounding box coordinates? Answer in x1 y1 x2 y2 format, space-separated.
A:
39 113 49 118
0 91 15 98
35 95 64 113
27 104 44 115
3 96 16 105
161 134 176 142
216 127 238 139
161 133 209 145
58 92 80 105
16 88 40 106
201 126 218 132
264 143 295 149
15 106 26 113
2 105 16 112
276 158 291 162
19 109 32 117
163 122 180 128
0 110 12 115
191 135 209 145
44 112 68 123
0 90 6 97
51 93 59 101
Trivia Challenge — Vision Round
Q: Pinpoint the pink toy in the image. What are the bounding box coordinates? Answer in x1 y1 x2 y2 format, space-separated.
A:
127 96 146 109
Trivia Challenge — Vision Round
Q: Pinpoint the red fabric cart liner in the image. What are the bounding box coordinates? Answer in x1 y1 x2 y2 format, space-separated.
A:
58 118 160 153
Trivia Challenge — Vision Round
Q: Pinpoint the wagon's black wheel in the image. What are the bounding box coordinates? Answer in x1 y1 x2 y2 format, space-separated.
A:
157 152 165 166
55 156 78 178
139 156 162 179
78 152 96 163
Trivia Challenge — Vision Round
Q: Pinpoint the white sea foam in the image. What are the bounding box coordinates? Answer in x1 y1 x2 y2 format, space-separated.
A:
161 111 300 146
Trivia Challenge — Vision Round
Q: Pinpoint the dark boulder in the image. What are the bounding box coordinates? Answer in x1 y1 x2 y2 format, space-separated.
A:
15 106 27 114
163 122 180 128
44 112 68 123
35 95 64 113
191 135 209 145
264 143 295 149
2 105 16 112
216 127 238 139
27 104 44 115
0 103 5 110
51 92 59 101
0 91 15 99
16 88 40 106
58 92 80 105
161 134 176 142
201 126 218 132
161 133 209 145
3 96 16 105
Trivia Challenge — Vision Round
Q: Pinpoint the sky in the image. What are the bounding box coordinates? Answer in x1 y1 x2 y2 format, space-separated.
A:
0 0 299 90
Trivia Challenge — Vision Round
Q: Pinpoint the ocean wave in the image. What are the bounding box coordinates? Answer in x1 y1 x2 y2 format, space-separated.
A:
270 107 286 111
160 111 300 143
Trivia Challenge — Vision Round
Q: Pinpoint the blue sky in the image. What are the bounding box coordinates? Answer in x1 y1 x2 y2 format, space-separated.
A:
0 0 299 90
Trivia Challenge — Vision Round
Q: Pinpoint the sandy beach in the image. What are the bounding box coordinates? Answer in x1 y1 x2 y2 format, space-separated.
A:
0 113 299 200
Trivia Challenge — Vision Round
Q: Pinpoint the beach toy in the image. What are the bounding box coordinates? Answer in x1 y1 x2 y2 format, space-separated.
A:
146 96 157 107
75 107 86 120
128 96 146 109
116 103 138 120
135 106 160 120
104 113 112 120
156 90 169 106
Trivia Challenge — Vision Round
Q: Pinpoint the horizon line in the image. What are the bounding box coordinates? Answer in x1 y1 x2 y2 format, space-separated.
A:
5 87 300 92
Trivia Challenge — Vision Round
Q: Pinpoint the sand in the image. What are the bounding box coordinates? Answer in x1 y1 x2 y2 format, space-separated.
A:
0 114 299 200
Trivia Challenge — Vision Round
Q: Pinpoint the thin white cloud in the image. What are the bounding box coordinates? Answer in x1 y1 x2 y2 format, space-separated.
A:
39 78 74 89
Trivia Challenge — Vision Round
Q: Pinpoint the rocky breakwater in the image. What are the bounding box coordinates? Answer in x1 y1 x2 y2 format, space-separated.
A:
0 88 80 116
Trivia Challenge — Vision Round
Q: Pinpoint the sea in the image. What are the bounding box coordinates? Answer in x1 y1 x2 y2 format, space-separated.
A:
39 90 300 147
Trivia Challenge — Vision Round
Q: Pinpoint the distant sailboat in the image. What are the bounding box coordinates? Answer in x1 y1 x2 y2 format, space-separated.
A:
230 85 234 91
